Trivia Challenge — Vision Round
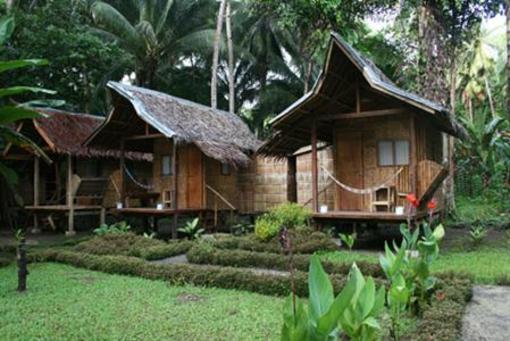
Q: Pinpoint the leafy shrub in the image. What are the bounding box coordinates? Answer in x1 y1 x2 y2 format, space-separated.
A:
140 241 193 260
215 229 338 254
339 232 357 251
29 249 350 297
93 221 131 235
255 203 312 241
469 225 487 247
281 256 386 340
0 256 12 268
186 243 383 278
73 233 192 260
178 218 204 240
254 214 280 241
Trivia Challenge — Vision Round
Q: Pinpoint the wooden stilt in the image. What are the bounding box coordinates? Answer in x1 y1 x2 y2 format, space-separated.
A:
100 207 106 226
32 157 40 234
287 155 297 202
66 154 75 237
119 139 126 207
311 120 319 212
409 115 417 194
172 141 178 239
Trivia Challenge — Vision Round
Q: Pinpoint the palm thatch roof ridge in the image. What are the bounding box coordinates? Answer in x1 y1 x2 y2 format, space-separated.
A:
19 108 150 161
100 81 259 166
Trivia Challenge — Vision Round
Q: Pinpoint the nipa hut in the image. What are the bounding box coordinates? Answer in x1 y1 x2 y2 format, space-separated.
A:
86 81 259 237
2 108 150 235
259 33 466 224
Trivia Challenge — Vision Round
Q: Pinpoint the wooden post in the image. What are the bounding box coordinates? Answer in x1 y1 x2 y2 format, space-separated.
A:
287 155 297 202
100 207 106 226
311 120 319 212
355 77 361 115
172 141 178 239
119 139 126 207
66 154 75 236
409 115 417 195
32 157 40 234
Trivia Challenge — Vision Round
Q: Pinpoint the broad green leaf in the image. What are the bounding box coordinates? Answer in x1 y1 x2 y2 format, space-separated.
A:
0 106 44 124
0 161 18 186
21 99 66 108
308 255 334 321
372 286 386 316
316 264 358 334
0 59 49 73
281 296 308 341
0 125 52 164
0 86 56 98
0 16 14 45
362 316 381 330
432 224 445 241
357 277 375 319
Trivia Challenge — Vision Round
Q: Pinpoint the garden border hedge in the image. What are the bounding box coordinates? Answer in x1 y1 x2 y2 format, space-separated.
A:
187 244 384 277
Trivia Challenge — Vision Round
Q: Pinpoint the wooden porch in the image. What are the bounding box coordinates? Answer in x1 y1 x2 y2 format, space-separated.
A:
312 210 429 223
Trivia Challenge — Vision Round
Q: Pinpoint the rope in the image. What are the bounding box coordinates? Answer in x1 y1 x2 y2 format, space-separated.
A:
321 166 404 195
123 165 153 190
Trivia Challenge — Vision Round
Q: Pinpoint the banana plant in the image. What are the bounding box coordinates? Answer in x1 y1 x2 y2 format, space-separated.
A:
281 256 385 341
339 232 357 251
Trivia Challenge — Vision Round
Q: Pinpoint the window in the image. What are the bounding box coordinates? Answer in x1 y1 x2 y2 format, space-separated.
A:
220 163 231 176
161 155 173 176
377 140 409 166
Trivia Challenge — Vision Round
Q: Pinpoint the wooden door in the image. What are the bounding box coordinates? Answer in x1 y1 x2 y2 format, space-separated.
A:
186 146 203 208
335 132 363 211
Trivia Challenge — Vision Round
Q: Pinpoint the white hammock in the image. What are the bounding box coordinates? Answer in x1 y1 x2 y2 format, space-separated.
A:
321 166 404 195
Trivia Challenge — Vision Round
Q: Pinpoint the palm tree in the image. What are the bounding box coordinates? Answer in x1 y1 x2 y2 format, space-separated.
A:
90 0 215 87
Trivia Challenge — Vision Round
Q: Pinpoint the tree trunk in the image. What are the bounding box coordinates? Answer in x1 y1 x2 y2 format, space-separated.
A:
484 76 496 118
225 1 235 114
446 59 457 213
211 0 227 109
17 237 28 292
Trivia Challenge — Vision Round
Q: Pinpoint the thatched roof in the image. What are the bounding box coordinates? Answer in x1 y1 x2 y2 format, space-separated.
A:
4 108 150 161
259 32 466 157
87 82 259 167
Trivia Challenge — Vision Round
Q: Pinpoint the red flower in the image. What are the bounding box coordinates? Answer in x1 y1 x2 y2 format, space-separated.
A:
436 291 446 302
406 193 420 208
427 199 437 211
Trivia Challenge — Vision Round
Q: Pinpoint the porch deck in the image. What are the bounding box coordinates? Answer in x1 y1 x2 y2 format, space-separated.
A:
114 207 217 217
25 205 103 212
312 210 428 223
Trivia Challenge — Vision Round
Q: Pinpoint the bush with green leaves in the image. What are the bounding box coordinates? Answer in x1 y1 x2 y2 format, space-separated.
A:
255 203 312 241
93 221 131 235
379 223 445 337
178 218 204 240
339 232 356 251
469 225 486 247
281 256 385 340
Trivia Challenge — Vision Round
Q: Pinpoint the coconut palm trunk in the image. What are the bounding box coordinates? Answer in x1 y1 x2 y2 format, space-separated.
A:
211 0 227 109
226 0 235 114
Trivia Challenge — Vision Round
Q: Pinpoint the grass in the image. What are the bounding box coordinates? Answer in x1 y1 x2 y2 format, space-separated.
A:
321 246 510 285
0 263 283 340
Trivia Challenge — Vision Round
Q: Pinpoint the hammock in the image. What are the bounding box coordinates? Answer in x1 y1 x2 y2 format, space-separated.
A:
123 165 154 191
321 166 404 195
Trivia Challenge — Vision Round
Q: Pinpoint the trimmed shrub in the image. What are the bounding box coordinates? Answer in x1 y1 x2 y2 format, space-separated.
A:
73 233 192 260
214 230 338 254
187 243 383 277
30 249 349 297
254 203 312 241
140 241 193 260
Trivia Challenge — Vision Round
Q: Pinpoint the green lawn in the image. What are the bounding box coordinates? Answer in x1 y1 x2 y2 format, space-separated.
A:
321 247 510 284
0 263 282 340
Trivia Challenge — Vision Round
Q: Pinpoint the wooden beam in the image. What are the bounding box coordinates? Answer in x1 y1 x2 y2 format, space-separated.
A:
316 93 352 111
287 156 297 203
66 154 76 236
124 133 164 141
172 140 178 239
119 139 126 206
356 77 361 114
319 108 406 121
409 114 417 194
32 157 40 234
311 120 319 213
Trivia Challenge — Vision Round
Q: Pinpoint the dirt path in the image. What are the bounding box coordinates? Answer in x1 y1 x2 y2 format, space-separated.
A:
462 285 510 341
148 255 289 277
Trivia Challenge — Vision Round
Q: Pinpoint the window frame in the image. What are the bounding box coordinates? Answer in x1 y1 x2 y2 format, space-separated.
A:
161 154 173 176
220 163 231 176
377 139 410 167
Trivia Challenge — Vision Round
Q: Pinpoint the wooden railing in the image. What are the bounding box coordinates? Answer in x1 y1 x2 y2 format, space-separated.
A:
206 184 236 226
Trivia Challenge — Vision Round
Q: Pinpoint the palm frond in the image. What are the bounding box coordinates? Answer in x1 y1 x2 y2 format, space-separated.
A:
0 126 52 164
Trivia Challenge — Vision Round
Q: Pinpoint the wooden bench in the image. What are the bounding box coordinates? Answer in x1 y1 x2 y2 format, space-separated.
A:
72 175 109 205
